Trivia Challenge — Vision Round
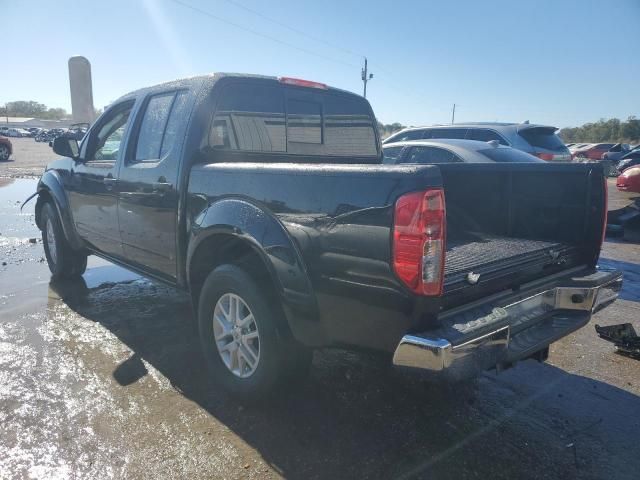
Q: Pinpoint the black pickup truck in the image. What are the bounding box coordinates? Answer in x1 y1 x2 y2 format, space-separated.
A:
35 73 622 397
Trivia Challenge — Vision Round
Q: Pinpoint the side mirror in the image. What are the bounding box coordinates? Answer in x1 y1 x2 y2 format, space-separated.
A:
52 136 80 159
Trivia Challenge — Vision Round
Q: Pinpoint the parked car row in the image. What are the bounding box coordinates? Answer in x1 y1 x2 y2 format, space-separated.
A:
383 122 572 162
0 127 34 137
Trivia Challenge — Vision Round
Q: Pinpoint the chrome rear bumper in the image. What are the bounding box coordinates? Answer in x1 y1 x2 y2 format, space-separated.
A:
393 268 623 380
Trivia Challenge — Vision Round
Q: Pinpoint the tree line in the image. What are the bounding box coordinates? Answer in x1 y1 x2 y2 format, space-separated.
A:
558 117 639 144
1 101 69 120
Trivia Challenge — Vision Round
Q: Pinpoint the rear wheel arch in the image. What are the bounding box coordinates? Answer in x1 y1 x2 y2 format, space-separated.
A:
188 233 285 326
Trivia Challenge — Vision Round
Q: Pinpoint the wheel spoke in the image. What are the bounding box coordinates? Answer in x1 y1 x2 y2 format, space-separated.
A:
239 345 256 370
242 330 259 341
238 313 254 328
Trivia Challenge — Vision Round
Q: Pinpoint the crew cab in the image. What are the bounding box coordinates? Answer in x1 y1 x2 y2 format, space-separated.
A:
33 73 622 397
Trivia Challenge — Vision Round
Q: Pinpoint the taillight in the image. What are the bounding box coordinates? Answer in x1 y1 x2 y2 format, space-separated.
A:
393 189 446 296
536 153 554 161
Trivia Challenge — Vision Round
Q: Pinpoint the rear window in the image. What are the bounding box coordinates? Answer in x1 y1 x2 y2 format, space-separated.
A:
382 146 403 163
401 146 461 164
478 148 544 163
518 127 566 151
210 82 377 157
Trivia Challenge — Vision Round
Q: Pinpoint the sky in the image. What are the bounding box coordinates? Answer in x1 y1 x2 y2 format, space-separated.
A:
2 0 639 128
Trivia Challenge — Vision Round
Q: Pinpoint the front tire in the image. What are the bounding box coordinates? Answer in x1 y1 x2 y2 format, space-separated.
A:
198 264 311 399
0 145 9 161
41 202 87 279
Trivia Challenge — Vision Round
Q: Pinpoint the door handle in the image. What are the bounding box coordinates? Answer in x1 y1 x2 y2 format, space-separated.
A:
152 182 172 193
103 176 117 191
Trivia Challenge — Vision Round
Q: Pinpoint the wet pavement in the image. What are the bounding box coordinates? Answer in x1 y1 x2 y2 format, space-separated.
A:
1 178 640 479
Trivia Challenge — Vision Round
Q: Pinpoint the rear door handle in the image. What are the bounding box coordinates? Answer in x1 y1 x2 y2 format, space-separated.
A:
103 176 117 191
152 182 172 193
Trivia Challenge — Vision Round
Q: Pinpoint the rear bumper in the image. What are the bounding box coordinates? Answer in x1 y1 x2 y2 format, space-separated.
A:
393 268 623 380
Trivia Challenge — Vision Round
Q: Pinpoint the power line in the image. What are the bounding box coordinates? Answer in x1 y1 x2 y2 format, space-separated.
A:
167 0 359 69
219 0 364 60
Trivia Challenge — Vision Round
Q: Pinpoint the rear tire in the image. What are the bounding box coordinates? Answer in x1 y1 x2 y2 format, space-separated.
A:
41 202 87 279
197 264 311 399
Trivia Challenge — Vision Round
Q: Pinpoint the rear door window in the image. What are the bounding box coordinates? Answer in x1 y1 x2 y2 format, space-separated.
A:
401 146 461 164
132 91 190 162
134 93 174 161
518 127 566 151
468 128 509 145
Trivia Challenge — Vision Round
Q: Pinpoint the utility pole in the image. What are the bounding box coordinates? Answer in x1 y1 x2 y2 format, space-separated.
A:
451 103 456 124
361 57 373 98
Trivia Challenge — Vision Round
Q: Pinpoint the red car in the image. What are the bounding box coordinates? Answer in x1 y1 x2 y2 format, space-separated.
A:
573 143 615 160
617 166 640 193
0 136 12 161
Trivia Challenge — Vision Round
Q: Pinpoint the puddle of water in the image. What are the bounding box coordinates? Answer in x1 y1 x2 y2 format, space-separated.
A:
0 178 39 247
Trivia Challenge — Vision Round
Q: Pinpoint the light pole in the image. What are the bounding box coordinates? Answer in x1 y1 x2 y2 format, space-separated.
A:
362 57 373 98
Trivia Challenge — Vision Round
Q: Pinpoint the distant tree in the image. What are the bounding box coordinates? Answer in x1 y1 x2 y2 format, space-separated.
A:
2 101 71 120
559 116 640 144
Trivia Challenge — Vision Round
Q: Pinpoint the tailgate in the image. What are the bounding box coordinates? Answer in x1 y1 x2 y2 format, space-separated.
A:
437 163 607 304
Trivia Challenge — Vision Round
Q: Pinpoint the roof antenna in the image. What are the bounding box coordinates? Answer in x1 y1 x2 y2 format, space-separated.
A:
523 120 530 124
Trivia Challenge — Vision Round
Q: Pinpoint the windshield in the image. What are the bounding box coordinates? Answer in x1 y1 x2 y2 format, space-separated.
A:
478 148 544 162
519 127 567 151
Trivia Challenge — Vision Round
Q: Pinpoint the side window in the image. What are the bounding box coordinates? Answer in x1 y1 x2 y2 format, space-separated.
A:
160 91 190 157
209 83 286 152
429 128 468 140
87 102 134 162
391 130 422 142
134 93 174 161
402 146 458 164
382 146 403 163
468 128 509 145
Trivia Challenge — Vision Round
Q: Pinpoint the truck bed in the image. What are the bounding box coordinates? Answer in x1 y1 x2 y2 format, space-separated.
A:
445 233 573 280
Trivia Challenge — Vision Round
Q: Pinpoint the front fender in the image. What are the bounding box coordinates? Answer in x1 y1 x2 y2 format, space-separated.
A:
188 197 323 344
36 170 84 250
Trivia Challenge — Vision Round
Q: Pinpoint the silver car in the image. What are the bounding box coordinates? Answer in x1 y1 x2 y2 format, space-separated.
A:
382 139 544 164
383 122 571 162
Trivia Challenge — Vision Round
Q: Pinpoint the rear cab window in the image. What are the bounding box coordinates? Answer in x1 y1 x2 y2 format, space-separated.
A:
209 80 379 159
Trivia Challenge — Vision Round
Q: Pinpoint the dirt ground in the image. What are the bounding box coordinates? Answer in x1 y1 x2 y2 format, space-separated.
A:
1 141 639 479
0 137 55 178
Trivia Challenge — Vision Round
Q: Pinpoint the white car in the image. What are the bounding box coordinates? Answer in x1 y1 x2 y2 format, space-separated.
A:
7 128 28 137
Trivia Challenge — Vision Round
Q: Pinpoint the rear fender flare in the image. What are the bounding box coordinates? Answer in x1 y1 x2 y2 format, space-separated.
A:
187 198 319 335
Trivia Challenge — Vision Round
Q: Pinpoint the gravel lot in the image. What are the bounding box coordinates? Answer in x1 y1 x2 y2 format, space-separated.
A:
0 137 55 178
1 139 639 479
